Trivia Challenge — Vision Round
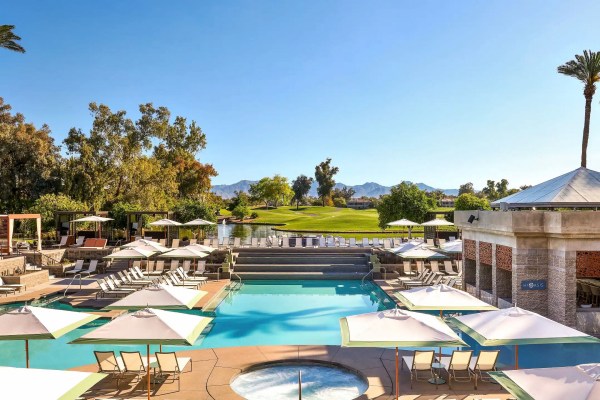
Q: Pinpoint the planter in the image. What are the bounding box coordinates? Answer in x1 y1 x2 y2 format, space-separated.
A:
3 270 49 290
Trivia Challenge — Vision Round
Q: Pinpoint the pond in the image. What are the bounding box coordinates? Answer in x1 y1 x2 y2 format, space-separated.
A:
217 223 289 240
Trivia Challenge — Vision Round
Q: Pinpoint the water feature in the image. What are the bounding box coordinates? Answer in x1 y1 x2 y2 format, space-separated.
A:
230 361 368 400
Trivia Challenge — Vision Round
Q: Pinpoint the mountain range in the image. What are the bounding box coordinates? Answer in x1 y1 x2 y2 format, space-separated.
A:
211 180 458 199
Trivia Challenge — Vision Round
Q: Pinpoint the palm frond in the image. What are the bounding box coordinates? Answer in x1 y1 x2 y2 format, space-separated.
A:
0 25 25 53
557 50 600 85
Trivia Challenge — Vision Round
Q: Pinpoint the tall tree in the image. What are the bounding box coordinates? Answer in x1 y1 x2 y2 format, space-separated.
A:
292 175 313 209
454 193 491 211
314 158 339 206
458 182 475 196
0 98 62 212
376 182 435 229
558 50 600 168
0 25 25 53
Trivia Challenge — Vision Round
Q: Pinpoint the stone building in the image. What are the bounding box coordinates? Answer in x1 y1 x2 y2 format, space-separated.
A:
454 167 600 335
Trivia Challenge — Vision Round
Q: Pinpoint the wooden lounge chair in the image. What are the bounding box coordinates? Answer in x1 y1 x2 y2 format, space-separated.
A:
94 351 125 388
440 350 474 389
155 352 192 391
65 260 85 276
469 350 500 389
402 350 435 388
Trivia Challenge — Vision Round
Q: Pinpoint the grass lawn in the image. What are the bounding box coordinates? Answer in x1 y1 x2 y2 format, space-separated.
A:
247 206 452 237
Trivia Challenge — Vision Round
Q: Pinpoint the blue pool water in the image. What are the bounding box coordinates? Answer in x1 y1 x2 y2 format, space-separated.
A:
0 280 395 369
0 281 598 371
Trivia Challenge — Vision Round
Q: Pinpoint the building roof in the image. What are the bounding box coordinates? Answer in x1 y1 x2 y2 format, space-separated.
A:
491 167 600 209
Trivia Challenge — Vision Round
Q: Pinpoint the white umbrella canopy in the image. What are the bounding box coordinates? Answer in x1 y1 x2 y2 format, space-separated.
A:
122 239 170 253
439 239 463 254
386 218 420 227
0 306 99 368
184 218 216 226
421 218 454 226
388 240 425 254
449 307 600 369
395 284 497 312
159 247 209 259
104 246 157 260
489 363 600 400
104 284 208 310
71 216 113 223
398 246 447 259
340 308 466 399
71 308 212 400
187 243 217 253
149 219 182 226
0 366 106 400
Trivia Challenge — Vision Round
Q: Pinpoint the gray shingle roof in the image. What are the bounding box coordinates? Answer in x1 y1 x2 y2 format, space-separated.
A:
491 167 600 209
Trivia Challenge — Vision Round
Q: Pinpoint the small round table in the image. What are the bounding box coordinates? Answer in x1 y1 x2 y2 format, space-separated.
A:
428 362 446 385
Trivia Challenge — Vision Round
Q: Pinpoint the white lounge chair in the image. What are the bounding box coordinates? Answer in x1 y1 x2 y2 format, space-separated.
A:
430 260 441 274
281 237 289 248
318 237 326 247
348 238 357 247
80 259 98 276
372 238 381 247
71 236 85 247
326 237 335 247
338 237 347 247
258 238 267 247
233 237 241 248
65 260 85 276
52 236 68 248
305 237 314 247
251 237 259 247
443 260 457 275
382 239 391 249
148 260 165 276
361 238 370 247
120 351 157 386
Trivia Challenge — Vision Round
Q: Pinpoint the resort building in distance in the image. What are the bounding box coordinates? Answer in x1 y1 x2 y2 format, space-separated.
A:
455 167 600 335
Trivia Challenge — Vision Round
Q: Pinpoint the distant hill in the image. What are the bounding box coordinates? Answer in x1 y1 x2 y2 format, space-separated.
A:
211 180 458 199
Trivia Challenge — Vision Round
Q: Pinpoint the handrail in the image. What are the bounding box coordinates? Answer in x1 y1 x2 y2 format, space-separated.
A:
361 269 374 285
63 273 83 297
232 271 242 286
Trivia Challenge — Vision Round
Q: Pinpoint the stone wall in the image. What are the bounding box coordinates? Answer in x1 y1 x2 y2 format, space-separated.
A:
512 248 549 317
65 247 114 261
464 239 476 260
3 270 49 288
0 256 26 276
496 245 512 271
479 242 492 265
576 251 600 278
23 249 66 266
548 249 577 326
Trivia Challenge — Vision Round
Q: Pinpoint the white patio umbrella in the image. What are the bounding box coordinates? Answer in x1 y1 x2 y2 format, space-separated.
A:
397 245 446 259
71 215 113 238
187 243 217 253
122 239 170 253
386 218 420 239
104 284 208 310
489 363 600 400
184 218 216 240
0 306 99 368
388 240 425 254
159 246 209 273
340 308 466 399
421 218 454 243
103 246 157 260
150 218 182 245
71 308 212 400
448 307 600 369
0 366 106 400
439 239 463 254
395 284 497 313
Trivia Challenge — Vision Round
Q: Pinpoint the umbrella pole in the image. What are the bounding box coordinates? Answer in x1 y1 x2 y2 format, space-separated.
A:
395 346 399 400
25 339 29 368
147 344 151 400
515 344 519 369
439 310 443 367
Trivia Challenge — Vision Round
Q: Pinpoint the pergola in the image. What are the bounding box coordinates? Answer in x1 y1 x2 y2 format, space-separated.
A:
0 214 42 255
126 211 171 242
54 211 109 239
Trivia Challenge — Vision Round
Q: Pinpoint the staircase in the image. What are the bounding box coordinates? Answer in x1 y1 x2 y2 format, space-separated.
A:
233 248 371 280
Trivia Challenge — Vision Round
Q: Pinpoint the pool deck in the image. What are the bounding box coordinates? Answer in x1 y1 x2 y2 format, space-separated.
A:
73 345 511 399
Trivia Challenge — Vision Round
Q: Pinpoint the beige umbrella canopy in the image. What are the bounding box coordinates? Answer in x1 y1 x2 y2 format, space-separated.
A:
184 218 216 226
149 219 182 244
449 307 600 369
395 284 497 312
104 284 208 310
0 366 106 400
159 247 208 259
187 243 217 253
386 218 420 239
71 215 113 238
71 308 212 400
122 239 170 253
340 308 466 399
104 246 157 260
0 306 99 368
489 363 600 400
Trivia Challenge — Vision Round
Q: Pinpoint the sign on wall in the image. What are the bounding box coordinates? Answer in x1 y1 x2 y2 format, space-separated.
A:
520 280 547 290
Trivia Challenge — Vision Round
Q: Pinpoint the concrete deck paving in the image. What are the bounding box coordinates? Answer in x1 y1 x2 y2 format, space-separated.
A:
73 345 511 399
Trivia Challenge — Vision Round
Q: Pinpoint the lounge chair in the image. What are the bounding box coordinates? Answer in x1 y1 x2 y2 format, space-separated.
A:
182 260 191 272
155 352 192 391
382 239 391 249
469 350 500 389
71 236 85 247
438 238 446 245
166 273 200 289
305 237 314 247
203 239 211 246
94 351 125 388
132 260 141 270
52 236 68 248
131 267 155 284
402 350 435 388
193 260 207 276
148 260 165 276
258 238 267 247
232 237 241 248
65 260 85 276
403 272 442 288
439 350 474 389
121 351 157 386
159 239 166 245
318 237 326 247
402 261 416 276
362 238 370 247
281 237 289 248
251 237 259 247
426 239 435 246
218 237 227 248
96 280 128 298
372 238 381 247
176 267 207 284
393 238 402 247
415 260 425 273
169 260 180 271
397 270 430 286
108 275 140 291
80 259 98 276
338 237 347 247
443 260 457 275
171 239 180 248
326 237 335 247
0 279 17 296
189 239 197 245
348 238 357 247
430 260 441 274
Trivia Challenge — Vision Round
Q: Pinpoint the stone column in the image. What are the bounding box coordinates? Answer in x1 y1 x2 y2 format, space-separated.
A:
547 250 576 327
512 248 549 317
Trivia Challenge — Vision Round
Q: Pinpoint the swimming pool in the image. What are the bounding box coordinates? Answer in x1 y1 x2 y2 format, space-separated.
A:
0 280 395 369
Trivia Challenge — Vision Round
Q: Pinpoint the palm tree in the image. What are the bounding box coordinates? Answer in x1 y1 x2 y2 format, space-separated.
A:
0 25 25 53
558 50 600 168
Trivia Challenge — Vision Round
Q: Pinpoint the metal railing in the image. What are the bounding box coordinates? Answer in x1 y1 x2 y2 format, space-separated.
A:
64 273 83 297
361 269 374 285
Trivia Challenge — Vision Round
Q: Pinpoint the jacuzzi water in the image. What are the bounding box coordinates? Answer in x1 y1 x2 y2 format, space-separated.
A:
230 362 368 400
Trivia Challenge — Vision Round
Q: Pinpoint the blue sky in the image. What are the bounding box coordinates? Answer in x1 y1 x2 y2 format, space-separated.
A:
4 1 600 190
